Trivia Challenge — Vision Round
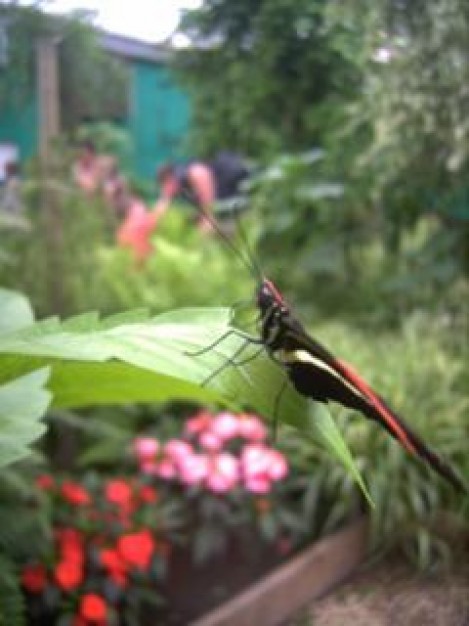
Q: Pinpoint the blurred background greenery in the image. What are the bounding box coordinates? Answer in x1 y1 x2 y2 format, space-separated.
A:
0 1 468 620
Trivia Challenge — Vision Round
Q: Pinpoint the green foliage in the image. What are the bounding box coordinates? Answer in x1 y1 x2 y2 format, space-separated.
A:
0 287 34 334
0 368 51 469
0 468 52 626
95 211 251 314
0 554 25 626
0 160 113 318
0 3 129 128
0 151 252 317
58 17 129 129
0 293 372 500
175 0 361 156
175 0 469 281
0 289 51 469
0 3 48 107
325 0 469 269
246 150 347 281
2 0 469 570
298 312 468 566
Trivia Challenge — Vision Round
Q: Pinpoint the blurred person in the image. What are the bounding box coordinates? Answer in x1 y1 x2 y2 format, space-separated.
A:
155 151 250 232
1 161 23 214
103 163 129 219
116 188 164 267
72 140 116 196
72 140 100 194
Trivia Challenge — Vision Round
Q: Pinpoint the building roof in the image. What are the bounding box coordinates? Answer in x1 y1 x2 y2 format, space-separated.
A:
99 30 170 63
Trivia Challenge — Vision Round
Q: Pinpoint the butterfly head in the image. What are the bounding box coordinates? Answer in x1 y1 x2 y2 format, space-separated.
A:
257 278 286 317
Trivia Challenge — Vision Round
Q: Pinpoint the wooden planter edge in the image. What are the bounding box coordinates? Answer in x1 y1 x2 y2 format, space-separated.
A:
191 516 369 626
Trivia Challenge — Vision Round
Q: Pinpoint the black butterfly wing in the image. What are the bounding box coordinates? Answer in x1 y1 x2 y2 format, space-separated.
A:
278 322 466 493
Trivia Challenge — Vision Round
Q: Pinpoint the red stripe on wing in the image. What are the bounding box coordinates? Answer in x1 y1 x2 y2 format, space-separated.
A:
335 359 417 455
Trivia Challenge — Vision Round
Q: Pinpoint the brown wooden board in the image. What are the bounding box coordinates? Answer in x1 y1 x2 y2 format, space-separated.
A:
191 517 369 626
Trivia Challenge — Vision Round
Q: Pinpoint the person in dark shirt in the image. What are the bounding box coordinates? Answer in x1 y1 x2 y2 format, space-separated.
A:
155 152 250 231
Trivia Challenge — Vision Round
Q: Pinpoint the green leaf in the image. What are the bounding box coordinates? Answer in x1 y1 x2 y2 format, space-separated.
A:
0 305 371 502
0 368 51 467
305 404 373 507
0 288 34 335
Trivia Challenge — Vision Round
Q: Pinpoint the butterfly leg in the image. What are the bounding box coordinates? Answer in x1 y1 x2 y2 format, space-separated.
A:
185 328 262 358
271 377 289 440
201 337 253 386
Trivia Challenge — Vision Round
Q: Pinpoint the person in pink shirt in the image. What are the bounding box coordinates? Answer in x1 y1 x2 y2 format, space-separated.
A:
72 140 115 197
116 192 164 266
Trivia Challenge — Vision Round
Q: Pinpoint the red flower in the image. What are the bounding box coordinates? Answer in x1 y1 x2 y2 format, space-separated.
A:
79 593 108 622
61 481 91 506
99 548 127 588
105 479 133 509
138 485 158 503
35 474 55 491
54 559 83 591
21 563 47 593
56 528 85 564
117 529 155 570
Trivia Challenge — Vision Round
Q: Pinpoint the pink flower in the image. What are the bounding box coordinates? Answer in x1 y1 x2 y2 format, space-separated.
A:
164 440 193 463
178 453 209 486
241 444 289 492
139 460 159 475
206 452 239 493
185 411 213 435
199 430 223 451
266 449 288 481
241 444 272 478
211 412 240 441
238 414 267 442
155 458 176 480
133 438 159 462
245 475 272 494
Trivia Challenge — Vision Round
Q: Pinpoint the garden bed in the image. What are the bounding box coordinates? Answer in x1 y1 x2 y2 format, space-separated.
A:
154 516 368 626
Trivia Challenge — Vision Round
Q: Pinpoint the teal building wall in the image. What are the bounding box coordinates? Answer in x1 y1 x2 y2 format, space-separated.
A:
0 94 38 161
0 51 190 182
129 61 190 180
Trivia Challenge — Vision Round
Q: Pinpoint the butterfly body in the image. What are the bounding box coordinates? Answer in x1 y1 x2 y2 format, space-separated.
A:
256 278 466 493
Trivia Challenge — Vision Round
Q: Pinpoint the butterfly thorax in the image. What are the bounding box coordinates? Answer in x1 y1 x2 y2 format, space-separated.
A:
256 278 305 353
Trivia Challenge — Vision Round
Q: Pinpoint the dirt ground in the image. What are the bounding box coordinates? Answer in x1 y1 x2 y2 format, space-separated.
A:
293 559 469 626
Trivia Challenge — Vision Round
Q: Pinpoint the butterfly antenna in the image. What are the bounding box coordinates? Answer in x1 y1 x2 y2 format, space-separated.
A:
198 205 258 280
232 204 263 282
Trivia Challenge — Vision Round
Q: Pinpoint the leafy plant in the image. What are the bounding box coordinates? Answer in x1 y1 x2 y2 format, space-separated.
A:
175 0 361 156
0 289 51 469
0 286 370 501
0 3 128 128
16 408 356 625
20 472 174 625
296 313 469 567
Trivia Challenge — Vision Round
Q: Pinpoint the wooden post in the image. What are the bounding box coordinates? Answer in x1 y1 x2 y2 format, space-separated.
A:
36 37 66 315
37 37 61 158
